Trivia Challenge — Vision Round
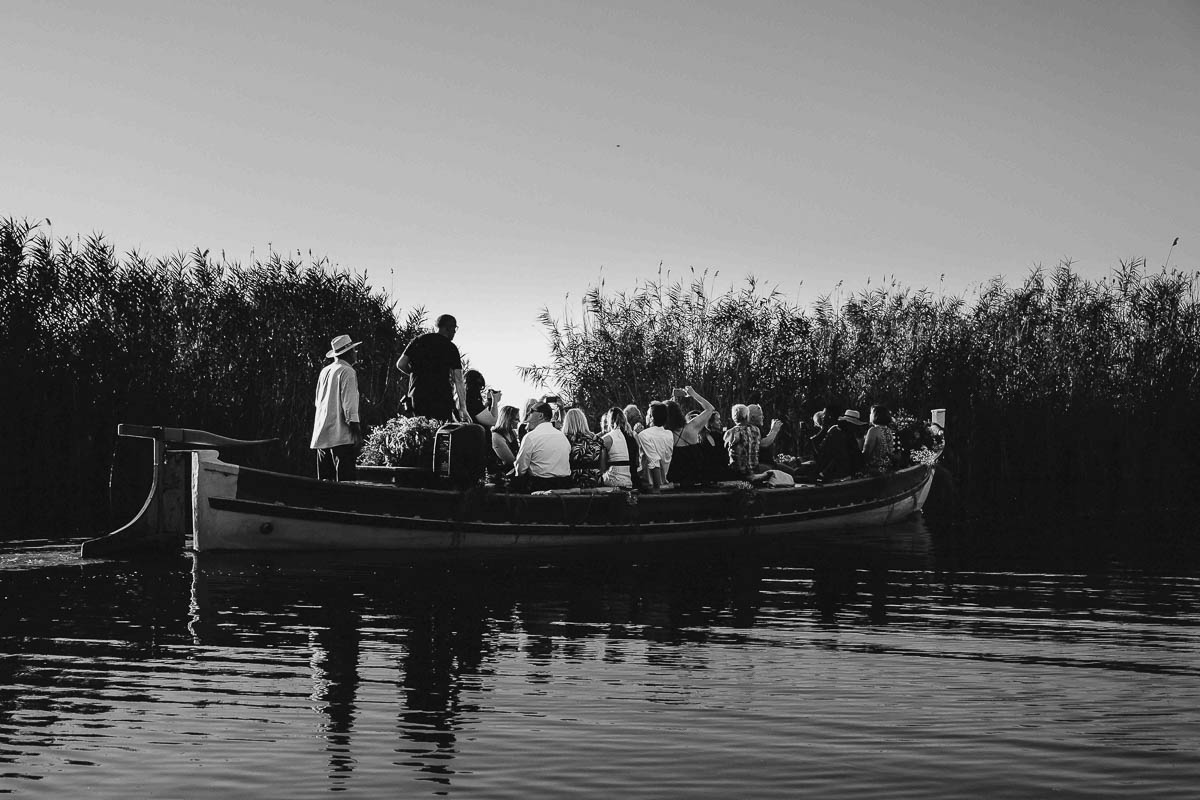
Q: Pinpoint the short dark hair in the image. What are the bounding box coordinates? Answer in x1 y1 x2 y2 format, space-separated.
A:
436 314 457 330
648 401 669 427
531 402 553 419
665 400 686 431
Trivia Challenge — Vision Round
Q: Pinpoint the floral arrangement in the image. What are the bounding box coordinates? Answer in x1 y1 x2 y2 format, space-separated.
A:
357 415 443 467
909 448 942 466
893 412 944 466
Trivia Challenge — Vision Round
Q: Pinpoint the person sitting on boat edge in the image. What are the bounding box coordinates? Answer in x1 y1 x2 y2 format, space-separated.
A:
563 408 605 488
311 334 362 482
862 404 905 474
748 403 787 473
724 403 772 484
803 406 867 481
599 407 638 489
395 313 469 423
517 397 539 442
489 405 521 485
667 385 718 487
697 407 733 480
623 404 645 434
838 409 870 475
508 401 572 491
638 401 676 493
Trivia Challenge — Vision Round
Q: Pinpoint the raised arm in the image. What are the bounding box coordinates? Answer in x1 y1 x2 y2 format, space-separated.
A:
682 385 715 437
760 418 784 447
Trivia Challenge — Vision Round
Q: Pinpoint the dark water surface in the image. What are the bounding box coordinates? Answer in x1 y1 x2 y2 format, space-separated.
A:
2 518 1199 798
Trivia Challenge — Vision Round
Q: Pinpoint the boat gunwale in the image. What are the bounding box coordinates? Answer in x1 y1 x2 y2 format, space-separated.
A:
207 469 932 536
232 460 933 501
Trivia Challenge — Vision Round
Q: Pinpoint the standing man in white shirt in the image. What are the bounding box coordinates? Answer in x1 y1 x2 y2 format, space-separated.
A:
311 334 362 482
509 401 572 491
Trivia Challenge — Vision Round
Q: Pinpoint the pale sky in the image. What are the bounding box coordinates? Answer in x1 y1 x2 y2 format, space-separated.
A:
6 0 1198 403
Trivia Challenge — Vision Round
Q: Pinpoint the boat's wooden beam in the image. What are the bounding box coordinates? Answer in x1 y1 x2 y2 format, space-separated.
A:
117 423 276 449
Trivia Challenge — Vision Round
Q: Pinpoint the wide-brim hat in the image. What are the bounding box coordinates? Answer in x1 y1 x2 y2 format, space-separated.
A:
837 409 869 426
326 334 362 358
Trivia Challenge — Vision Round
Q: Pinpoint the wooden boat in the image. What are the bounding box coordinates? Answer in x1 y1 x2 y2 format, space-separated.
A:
81 424 938 557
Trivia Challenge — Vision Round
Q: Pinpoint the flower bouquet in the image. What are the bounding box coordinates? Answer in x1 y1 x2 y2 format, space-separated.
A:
893 412 945 467
358 415 443 468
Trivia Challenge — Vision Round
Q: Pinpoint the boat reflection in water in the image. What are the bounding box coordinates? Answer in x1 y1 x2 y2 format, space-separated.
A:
182 525 934 792
11 515 1198 798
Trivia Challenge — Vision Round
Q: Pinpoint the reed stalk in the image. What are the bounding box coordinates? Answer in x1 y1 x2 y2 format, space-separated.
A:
0 217 423 534
522 263 1200 520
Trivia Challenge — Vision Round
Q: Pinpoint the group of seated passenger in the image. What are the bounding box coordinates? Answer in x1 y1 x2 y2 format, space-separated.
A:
470 380 906 493
792 404 908 482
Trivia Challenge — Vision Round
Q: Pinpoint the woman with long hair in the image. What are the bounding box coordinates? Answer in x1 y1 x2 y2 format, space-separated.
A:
489 405 521 484
562 408 604 488
599 407 637 489
666 385 717 486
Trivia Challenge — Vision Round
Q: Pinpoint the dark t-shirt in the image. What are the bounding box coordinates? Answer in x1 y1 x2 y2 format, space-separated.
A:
401 332 462 418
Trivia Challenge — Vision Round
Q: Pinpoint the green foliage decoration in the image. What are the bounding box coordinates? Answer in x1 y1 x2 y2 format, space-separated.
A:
358 416 443 467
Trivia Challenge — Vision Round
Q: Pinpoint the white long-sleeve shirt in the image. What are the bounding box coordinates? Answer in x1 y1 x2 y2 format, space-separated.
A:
513 422 571 478
310 358 360 449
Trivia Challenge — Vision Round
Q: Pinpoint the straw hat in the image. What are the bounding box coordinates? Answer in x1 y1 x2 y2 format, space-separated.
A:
325 334 362 358
837 409 869 426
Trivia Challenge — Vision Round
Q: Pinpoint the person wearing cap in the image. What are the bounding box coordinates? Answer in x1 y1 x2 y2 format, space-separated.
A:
395 314 469 422
508 401 572 491
311 334 362 482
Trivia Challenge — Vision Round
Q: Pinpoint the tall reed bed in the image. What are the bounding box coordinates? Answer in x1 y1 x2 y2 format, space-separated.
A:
0 217 423 534
522 263 1200 520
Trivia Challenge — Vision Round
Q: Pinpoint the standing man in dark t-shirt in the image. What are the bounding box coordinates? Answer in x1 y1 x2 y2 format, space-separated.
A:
396 314 469 422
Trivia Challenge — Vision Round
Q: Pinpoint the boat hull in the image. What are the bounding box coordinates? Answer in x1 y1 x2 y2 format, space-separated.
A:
191 450 935 552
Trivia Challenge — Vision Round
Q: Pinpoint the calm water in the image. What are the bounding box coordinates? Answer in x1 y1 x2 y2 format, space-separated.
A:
2 518 1199 798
